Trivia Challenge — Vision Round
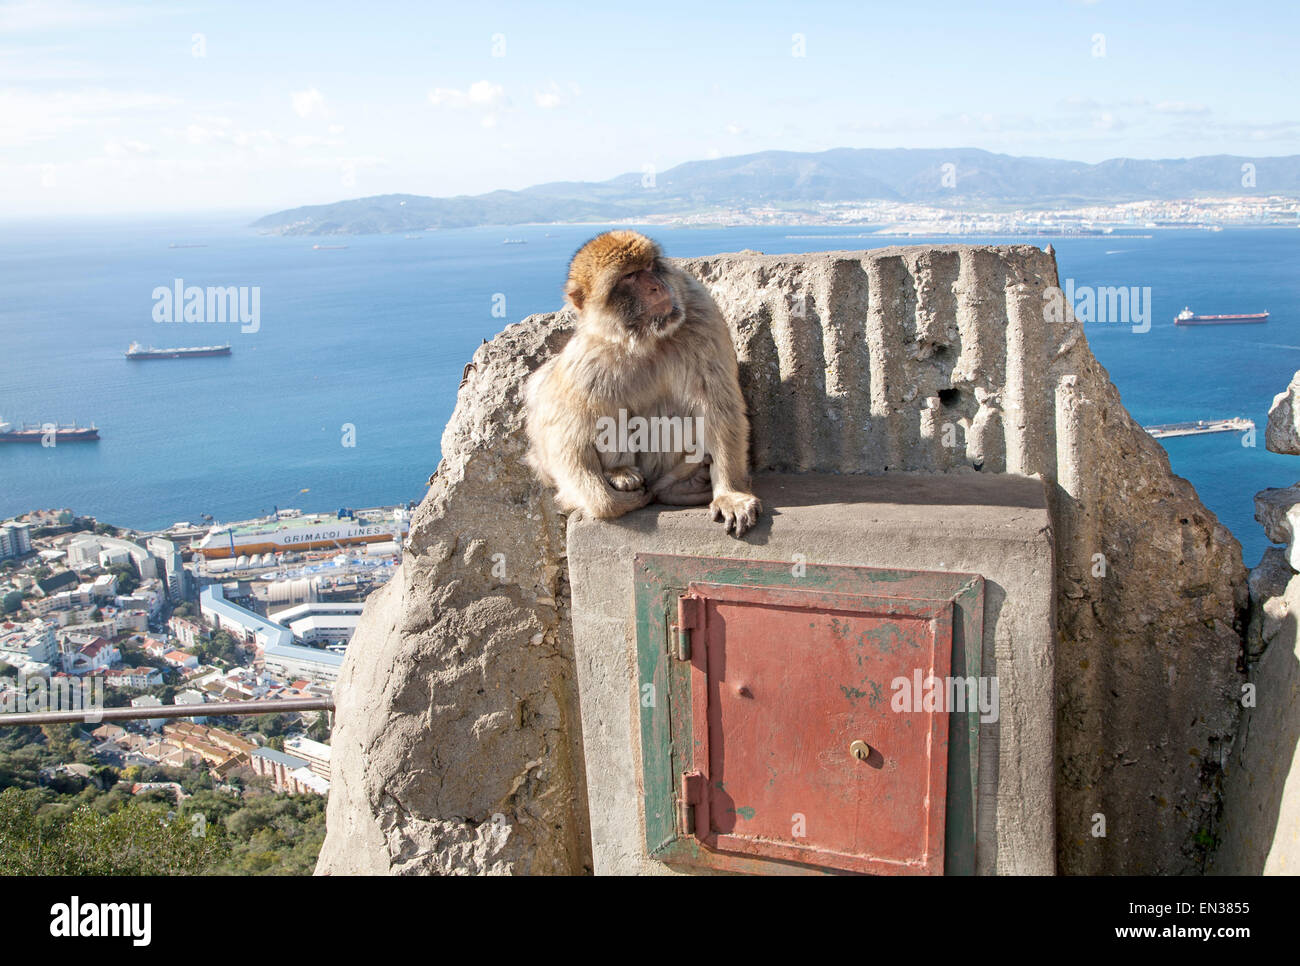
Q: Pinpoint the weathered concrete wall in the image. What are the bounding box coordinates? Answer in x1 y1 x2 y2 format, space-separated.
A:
569 472 1056 875
318 245 1247 876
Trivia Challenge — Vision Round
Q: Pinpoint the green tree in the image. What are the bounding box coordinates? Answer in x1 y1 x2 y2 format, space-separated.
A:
0 787 228 875
105 563 139 595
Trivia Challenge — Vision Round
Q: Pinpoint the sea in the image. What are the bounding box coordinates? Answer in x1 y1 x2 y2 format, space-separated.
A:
1 217 1297 567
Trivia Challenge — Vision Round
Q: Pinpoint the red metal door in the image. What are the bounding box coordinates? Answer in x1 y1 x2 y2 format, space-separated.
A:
680 582 951 875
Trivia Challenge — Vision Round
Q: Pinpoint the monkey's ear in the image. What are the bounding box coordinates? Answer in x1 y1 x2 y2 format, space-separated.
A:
565 281 585 311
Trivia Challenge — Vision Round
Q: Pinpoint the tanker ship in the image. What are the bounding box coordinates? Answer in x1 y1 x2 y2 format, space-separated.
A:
126 342 232 359
0 420 99 442
192 506 409 559
1174 307 1269 326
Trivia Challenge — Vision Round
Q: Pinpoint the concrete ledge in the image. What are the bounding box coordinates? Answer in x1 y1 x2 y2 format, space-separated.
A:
568 471 1056 875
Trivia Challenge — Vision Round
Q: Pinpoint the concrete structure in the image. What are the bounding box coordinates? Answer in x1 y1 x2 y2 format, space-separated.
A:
285 613 361 645
94 536 157 579
90 574 117 598
0 522 31 559
65 538 101 568
105 666 163 689
61 636 119 675
173 690 207 724
131 695 165 731
162 649 198 670
201 585 292 649
289 765 330 794
201 584 343 684
569 473 1054 875
169 616 205 648
97 546 131 569
318 245 1244 876
0 619 58 665
249 746 325 794
261 641 343 685
284 734 332 780
147 537 185 601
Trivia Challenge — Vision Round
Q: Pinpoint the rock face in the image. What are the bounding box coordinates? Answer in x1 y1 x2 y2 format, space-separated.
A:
1246 547 1294 660
1214 566 1300 874
1215 367 1300 874
1254 484 1300 547
316 319 592 875
1266 372 1300 455
317 244 1247 876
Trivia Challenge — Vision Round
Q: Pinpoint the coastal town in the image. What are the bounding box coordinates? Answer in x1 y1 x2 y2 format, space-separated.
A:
637 194 1300 234
0 503 407 852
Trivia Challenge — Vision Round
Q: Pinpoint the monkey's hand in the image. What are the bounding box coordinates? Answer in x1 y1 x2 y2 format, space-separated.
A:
604 466 645 492
709 491 762 538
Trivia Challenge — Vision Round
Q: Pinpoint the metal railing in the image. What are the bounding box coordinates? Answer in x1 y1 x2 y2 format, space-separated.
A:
0 696 334 727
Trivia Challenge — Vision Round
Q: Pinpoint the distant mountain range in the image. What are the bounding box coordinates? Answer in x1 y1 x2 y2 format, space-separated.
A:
252 147 1300 236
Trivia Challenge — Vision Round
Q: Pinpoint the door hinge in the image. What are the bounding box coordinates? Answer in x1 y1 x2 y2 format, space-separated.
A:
679 770 703 835
674 594 702 661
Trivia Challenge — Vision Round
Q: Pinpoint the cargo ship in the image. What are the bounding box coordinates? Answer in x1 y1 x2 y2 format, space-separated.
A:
0 419 99 442
1174 307 1269 326
125 342 231 360
192 506 409 559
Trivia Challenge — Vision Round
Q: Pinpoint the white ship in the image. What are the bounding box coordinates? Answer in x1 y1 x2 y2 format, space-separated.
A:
192 506 408 559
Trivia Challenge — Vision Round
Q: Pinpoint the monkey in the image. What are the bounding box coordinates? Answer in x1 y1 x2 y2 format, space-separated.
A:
524 230 762 537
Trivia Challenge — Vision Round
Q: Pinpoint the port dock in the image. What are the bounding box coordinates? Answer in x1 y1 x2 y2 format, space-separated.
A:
1143 417 1254 439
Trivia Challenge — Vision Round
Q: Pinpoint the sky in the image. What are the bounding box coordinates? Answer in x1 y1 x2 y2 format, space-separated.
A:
1 0 1298 217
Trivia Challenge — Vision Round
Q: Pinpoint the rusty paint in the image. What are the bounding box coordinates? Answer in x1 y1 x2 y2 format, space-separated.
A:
634 553 984 876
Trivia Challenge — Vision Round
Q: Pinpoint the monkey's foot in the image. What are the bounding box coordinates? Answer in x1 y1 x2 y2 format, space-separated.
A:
604 466 645 492
709 491 763 538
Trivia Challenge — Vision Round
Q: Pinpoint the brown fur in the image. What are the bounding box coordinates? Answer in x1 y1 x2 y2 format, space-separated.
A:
525 231 762 536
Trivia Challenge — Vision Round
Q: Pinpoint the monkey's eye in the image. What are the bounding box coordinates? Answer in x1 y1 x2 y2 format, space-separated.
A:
621 271 637 283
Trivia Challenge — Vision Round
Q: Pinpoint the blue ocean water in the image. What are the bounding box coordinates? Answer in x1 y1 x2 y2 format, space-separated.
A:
1 218 1296 566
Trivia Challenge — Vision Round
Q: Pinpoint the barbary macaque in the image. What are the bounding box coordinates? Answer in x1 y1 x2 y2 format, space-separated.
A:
524 230 762 537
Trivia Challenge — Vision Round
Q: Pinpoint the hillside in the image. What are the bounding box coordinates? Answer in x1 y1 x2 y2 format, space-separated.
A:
252 147 1300 235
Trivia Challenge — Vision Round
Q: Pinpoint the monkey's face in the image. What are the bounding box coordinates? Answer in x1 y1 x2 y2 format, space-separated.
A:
602 265 684 342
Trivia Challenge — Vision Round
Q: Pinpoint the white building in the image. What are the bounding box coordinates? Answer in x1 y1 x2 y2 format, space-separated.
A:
61 635 120 675
284 734 332 780
173 688 207 723
97 546 131 569
65 538 102 568
105 666 163 689
274 601 363 645
147 537 184 601
131 695 165 731
0 619 58 665
0 522 32 559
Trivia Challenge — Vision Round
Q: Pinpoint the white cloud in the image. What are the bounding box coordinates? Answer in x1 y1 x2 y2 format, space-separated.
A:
428 80 505 109
1154 101 1210 115
725 122 745 135
0 0 158 33
103 137 152 158
291 87 328 119
0 87 179 147
533 80 578 110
